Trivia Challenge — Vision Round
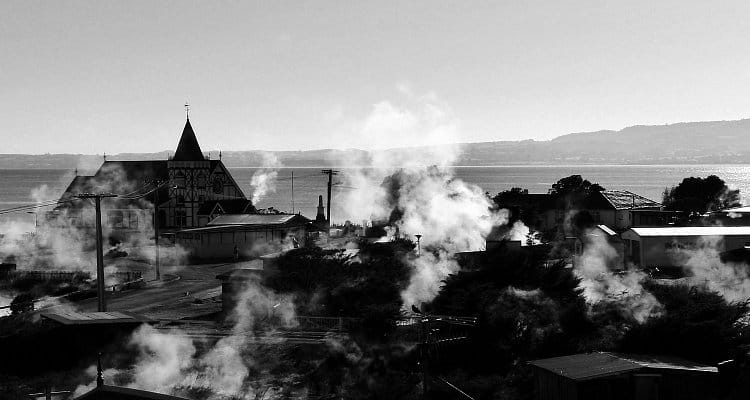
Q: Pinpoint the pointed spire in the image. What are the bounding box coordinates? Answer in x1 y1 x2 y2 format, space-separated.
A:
173 118 205 161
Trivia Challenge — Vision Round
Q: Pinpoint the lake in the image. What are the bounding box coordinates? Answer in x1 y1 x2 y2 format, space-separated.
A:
2 165 750 228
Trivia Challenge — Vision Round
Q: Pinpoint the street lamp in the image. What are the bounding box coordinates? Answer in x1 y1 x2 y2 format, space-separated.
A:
415 234 422 256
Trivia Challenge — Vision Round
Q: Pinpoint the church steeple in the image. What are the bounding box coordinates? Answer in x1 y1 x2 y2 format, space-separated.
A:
173 117 205 161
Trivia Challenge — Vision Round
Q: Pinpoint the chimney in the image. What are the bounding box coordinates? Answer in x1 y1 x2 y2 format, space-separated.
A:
315 195 326 223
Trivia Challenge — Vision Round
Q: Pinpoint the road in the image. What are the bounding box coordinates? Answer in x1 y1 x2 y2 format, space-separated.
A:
72 261 253 319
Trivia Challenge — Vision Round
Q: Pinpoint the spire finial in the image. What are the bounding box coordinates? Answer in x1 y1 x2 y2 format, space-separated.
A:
185 101 190 120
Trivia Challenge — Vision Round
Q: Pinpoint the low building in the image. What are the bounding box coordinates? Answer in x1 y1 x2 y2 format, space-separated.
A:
175 213 311 261
709 205 750 226
621 226 750 269
529 352 718 400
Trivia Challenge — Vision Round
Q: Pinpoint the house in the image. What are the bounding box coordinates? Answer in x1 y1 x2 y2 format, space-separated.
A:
621 226 750 269
541 190 666 231
53 117 248 234
175 213 311 261
498 190 671 234
575 224 625 269
529 352 718 400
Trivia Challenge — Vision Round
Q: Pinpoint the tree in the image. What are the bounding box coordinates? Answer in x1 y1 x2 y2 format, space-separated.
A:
549 175 605 199
662 175 740 214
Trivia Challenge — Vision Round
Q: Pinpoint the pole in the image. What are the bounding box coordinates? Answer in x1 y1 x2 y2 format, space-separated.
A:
153 185 161 280
291 170 295 214
421 317 429 399
94 196 106 312
321 169 339 226
77 193 116 312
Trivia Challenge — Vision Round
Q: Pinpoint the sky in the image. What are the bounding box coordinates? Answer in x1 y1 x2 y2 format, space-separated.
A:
2 1 750 154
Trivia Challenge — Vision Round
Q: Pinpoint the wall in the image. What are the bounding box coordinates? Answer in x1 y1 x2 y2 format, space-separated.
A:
176 225 307 261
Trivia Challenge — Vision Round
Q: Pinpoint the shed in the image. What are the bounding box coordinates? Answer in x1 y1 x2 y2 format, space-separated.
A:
529 352 718 400
175 214 310 261
621 226 750 269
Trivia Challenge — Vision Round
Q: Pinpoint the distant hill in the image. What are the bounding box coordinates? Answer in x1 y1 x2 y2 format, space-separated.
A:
3 118 750 169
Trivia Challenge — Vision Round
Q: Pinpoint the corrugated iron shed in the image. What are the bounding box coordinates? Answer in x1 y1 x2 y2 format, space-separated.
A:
206 213 305 226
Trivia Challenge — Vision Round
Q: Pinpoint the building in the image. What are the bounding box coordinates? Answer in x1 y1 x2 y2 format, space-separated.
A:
709 205 750 226
529 352 718 400
541 190 667 231
498 190 673 233
621 226 750 269
54 117 249 233
175 213 311 261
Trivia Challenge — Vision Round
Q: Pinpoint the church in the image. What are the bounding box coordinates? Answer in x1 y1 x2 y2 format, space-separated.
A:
54 117 253 234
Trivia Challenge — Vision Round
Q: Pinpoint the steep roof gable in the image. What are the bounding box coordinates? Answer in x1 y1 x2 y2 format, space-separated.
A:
173 119 205 161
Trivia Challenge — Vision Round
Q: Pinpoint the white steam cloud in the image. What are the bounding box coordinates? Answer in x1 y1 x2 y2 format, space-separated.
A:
250 152 282 205
575 229 662 323
328 86 508 308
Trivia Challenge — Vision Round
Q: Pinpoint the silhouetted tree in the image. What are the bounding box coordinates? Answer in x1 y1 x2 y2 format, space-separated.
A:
549 175 605 200
662 175 740 214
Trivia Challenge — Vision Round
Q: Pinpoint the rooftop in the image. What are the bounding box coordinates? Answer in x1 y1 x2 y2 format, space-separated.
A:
599 190 662 210
529 352 717 381
206 213 308 227
629 226 750 237
74 385 189 400
41 310 148 325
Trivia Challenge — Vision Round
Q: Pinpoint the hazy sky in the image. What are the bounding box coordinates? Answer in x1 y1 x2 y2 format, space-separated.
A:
3 1 750 154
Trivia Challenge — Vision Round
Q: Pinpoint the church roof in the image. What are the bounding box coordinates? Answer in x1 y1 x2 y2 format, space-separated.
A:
173 119 205 161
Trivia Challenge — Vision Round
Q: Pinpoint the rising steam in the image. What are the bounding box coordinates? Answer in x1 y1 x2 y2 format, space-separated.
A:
250 152 282 205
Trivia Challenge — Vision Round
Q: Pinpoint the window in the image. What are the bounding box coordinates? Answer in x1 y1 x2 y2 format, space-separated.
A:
129 212 139 229
176 195 185 206
175 210 187 228
108 211 124 228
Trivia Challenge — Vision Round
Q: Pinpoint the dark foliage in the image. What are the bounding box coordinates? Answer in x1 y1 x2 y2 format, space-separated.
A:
264 240 414 338
663 174 741 214
621 282 749 364
549 175 605 202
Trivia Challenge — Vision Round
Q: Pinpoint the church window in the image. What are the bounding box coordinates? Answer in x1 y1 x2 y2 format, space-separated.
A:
212 178 223 194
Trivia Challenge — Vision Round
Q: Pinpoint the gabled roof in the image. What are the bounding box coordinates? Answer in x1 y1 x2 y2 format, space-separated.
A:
173 119 205 161
529 352 716 381
197 199 254 215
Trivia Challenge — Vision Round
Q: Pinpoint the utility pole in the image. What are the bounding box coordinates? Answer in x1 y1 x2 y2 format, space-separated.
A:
291 170 295 214
146 179 165 280
321 169 339 226
77 193 117 312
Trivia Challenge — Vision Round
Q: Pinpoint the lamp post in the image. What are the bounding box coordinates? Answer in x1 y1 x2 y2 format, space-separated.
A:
415 234 422 256
26 211 38 235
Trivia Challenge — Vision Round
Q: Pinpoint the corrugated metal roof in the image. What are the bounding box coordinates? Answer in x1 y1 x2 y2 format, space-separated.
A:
530 352 717 381
207 213 299 226
600 190 661 210
630 226 750 237
530 353 642 380
615 353 718 373
41 310 146 325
